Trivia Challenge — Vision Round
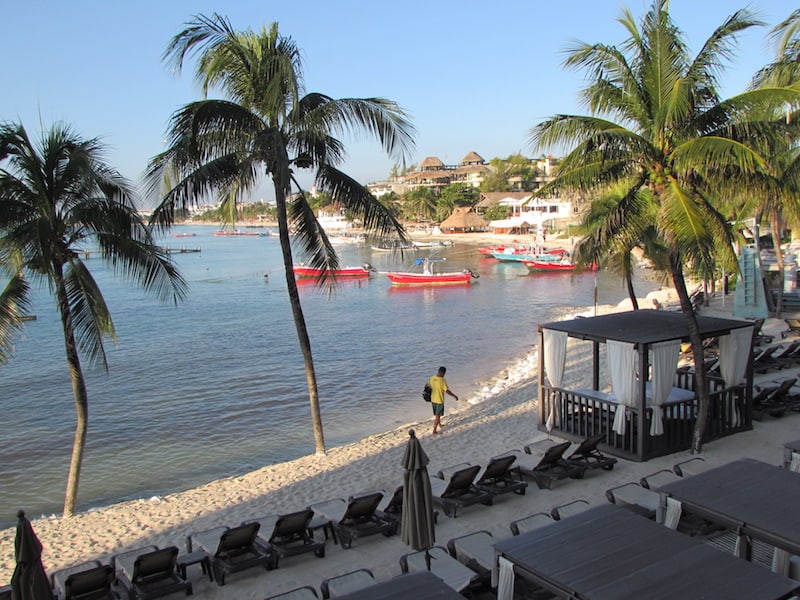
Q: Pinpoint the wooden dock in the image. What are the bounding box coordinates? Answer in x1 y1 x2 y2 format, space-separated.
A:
80 246 201 258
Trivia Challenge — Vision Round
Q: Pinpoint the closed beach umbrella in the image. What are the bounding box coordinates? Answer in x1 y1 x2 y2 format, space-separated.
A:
401 429 436 567
10 510 51 600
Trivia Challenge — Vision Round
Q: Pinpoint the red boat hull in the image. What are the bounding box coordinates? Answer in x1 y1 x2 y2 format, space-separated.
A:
386 271 473 285
293 265 372 278
523 260 596 272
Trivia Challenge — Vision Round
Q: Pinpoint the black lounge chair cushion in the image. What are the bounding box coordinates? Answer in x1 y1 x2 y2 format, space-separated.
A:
431 465 493 518
121 546 192 599
474 455 527 496
566 434 617 471
521 441 586 489
260 509 326 567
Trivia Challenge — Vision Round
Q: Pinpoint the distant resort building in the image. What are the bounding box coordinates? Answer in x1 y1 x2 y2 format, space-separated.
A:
365 151 586 233
367 151 490 197
477 192 574 235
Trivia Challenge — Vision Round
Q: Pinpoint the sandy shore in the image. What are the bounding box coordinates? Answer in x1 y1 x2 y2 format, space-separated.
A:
3 240 797 598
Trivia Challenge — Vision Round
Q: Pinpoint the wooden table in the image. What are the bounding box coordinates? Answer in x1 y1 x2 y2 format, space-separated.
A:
494 504 799 599
660 457 800 559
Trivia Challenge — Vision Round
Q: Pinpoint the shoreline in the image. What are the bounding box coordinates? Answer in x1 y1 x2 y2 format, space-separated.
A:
0 233 694 594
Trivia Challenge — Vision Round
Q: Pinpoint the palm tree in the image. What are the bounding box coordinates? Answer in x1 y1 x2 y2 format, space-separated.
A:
573 184 669 309
0 121 186 515
740 10 800 318
146 15 415 454
530 0 799 452
0 271 30 364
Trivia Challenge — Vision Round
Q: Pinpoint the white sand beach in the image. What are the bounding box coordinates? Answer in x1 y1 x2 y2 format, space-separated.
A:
3 250 799 598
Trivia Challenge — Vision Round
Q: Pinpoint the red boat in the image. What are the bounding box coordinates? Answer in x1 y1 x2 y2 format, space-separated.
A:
384 258 478 286
213 229 261 237
523 259 596 272
293 264 375 278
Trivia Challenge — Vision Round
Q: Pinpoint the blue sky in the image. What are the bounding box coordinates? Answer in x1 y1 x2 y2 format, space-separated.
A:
1 1 792 205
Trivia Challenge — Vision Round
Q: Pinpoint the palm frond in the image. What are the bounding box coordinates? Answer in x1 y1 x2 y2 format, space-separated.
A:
62 259 114 369
0 273 30 364
314 164 407 240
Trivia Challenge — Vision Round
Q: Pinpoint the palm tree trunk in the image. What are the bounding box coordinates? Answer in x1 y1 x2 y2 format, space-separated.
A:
273 180 326 455
54 268 88 516
772 212 785 319
669 253 709 453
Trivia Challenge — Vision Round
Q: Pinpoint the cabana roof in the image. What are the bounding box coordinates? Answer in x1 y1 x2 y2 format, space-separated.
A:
540 310 753 346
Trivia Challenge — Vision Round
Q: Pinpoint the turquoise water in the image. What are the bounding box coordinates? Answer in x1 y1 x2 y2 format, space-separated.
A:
0 227 646 526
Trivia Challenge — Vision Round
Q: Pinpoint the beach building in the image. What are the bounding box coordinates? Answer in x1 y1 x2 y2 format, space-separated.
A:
478 192 574 235
438 206 489 233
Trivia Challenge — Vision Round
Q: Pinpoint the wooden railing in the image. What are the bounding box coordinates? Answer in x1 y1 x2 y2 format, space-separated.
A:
539 376 751 461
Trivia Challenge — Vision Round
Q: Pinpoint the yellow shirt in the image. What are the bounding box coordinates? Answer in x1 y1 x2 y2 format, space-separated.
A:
428 375 448 404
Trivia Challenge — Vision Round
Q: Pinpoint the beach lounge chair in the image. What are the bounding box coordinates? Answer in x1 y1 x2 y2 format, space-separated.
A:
516 441 586 489
429 464 493 518
311 491 396 549
186 522 271 586
509 512 553 536
320 568 376 598
782 318 800 338
111 545 191 599
446 530 496 588
673 457 713 477
247 509 326 569
51 561 116 600
376 485 439 528
550 499 591 520
473 454 527 497
565 433 617 472
399 546 483 594
605 482 660 519
753 378 800 419
264 586 319 600
752 345 786 374
639 468 682 490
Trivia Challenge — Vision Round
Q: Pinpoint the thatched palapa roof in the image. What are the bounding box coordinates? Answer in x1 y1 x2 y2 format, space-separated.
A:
440 207 489 230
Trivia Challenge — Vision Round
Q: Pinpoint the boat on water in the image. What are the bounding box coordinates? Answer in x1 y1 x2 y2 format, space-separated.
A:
384 257 478 286
172 232 197 238
411 240 455 249
371 241 417 252
491 247 568 262
213 230 261 237
523 258 596 272
293 263 376 278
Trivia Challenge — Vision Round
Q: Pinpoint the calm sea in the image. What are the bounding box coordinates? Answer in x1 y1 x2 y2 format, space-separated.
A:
0 227 649 527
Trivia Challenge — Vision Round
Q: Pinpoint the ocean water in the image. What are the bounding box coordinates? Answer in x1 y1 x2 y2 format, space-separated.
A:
0 227 648 527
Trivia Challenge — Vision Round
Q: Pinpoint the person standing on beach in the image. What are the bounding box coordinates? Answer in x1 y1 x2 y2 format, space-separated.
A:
429 366 458 434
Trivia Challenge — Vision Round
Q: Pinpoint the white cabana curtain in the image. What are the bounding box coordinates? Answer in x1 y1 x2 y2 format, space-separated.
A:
608 340 637 435
650 340 681 436
663 497 682 530
543 329 568 431
718 326 753 426
497 555 515 600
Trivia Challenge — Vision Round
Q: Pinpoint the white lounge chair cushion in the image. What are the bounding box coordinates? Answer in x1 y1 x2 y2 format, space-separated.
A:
404 546 476 592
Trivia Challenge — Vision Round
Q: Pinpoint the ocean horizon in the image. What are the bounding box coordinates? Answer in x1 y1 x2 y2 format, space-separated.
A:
0 227 654 527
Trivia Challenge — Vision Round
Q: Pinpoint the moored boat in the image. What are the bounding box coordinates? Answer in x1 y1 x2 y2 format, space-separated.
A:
523 258 596 272
384 257 478 286
213 229 261 237
491 247 568 262
293 263 375 278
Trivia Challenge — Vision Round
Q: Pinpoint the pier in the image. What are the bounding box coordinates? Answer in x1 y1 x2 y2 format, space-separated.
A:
80 246 201 258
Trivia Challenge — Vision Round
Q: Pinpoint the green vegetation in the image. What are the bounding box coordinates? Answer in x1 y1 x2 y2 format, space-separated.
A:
531 0 800 452
0 122 186 515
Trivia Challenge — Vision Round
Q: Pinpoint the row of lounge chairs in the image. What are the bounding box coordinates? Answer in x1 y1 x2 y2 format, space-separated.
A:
43 434 618 598
753 376 800 419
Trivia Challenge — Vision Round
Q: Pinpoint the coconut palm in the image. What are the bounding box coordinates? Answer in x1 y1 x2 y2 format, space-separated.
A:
739 10 800 317
0 121 186 515
530 0 800 452
146 15 415 454
573 183 669 309
0 271 30 364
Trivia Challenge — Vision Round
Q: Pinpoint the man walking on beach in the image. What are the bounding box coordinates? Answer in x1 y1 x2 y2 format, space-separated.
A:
429 366 458 435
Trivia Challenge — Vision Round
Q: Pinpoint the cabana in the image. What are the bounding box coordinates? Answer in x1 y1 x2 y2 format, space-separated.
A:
537 310 754 461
